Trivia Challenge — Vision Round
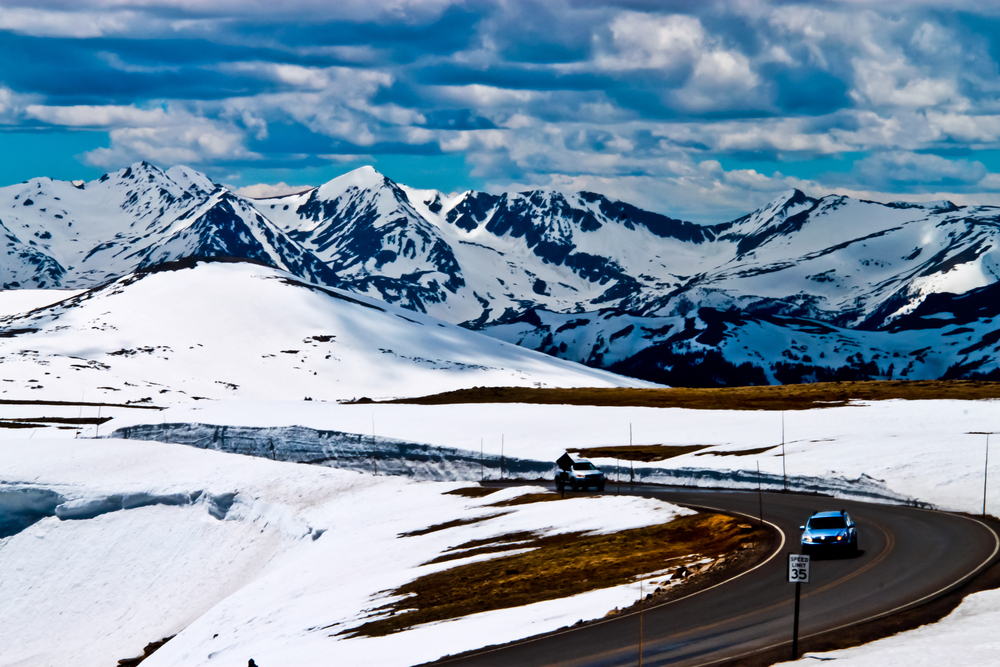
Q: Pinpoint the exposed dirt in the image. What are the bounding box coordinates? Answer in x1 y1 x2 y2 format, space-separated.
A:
398 513 506 538
488 492 573 506
343 506 774 638
571 444 709 462
116 635 174 666
383 380 1000 411
0 398 162 410
444 487 503 498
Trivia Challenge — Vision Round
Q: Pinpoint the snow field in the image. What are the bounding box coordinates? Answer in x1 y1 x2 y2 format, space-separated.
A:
0 437 691 667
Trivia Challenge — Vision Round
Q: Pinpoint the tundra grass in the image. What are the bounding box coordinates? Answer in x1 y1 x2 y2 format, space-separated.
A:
385 379 1000 411
344 511 770 637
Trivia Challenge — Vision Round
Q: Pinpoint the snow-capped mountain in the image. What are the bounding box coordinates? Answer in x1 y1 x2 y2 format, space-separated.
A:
0 258 646 404
0 162 340 290
3 161 1000 386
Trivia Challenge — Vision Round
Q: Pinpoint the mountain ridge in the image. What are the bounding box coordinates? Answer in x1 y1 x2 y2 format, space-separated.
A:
3 162 999 386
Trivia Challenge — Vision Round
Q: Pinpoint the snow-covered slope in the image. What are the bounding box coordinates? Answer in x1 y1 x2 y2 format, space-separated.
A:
0 259 650 404
5 162 1000 386
0 437 689 666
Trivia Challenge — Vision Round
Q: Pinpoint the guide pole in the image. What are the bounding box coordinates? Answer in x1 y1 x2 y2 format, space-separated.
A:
480 438 484 482
782 412 787 491
792 581 801 660
757 460 764 526
639 577 644 667
985 434 990 517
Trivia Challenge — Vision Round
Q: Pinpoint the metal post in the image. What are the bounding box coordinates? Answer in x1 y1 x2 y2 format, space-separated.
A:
985 434 990 517
782 412 787 491
501 434 504 481
757 460 764 526
630 424 634 490
639 577 644 667
792 581 801 660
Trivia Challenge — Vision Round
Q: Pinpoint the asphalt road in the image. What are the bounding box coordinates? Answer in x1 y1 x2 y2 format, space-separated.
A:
429 485 999 667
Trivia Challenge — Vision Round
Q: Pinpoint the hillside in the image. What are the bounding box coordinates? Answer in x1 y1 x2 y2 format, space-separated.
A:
0 258 648 405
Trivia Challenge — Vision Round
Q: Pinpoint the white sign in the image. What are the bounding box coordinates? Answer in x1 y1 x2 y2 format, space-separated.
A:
789 553 810 583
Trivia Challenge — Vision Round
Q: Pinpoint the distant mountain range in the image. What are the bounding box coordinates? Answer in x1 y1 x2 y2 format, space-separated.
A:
3 161 999 386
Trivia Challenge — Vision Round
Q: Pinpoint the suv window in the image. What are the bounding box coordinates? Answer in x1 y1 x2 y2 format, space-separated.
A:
572 462 596 470
809 516 847 529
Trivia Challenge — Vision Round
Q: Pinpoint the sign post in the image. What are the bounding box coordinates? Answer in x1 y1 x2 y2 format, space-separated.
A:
788 553 810 660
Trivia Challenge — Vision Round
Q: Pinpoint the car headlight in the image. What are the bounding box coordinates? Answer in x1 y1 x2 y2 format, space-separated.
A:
835 534 844 541
803 536 814 543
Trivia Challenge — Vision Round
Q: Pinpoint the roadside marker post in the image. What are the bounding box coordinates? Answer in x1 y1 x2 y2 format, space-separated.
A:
788 553 810 660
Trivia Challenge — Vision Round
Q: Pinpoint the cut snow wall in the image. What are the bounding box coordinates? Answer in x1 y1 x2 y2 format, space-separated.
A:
105 423 925 506
108 423 555 481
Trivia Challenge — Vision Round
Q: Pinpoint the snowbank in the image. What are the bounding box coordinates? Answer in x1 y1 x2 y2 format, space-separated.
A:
0 437 689 667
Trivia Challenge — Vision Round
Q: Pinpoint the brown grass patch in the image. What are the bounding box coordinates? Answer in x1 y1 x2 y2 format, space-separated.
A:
695 446 777 457
571 444 709 462
427 530 540 565
444 486 502 498
488 492 567 507
399 514 506 538
343 513 771 638
384 380 1000 411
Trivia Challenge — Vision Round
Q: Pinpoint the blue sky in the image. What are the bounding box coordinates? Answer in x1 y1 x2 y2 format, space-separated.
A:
3 1 1000 222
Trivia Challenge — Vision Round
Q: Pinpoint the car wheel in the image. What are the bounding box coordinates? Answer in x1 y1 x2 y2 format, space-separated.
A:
570 480 578 491
598 480 605 492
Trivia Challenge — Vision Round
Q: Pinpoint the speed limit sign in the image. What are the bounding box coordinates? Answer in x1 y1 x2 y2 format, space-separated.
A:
789 553 810 583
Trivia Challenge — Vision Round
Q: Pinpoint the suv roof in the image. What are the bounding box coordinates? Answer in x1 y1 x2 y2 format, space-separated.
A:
811 510 847 518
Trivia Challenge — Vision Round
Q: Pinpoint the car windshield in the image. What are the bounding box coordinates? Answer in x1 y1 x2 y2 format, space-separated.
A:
572 462 596 470
808 516 847 530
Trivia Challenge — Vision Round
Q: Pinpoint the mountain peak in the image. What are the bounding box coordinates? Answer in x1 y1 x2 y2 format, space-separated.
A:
317 165 390 200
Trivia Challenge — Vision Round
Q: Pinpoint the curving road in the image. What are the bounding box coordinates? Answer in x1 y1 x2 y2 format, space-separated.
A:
430 486 999 667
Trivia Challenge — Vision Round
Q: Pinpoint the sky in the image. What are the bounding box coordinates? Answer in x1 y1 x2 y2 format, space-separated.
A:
3 1 1000 223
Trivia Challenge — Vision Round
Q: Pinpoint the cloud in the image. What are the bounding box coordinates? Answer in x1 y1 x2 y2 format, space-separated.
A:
25 104 170 127
72 107 260 167
0 85 38 122
0 7 146 38
5 1 1000 223
854 151 987 187
230 181 314 198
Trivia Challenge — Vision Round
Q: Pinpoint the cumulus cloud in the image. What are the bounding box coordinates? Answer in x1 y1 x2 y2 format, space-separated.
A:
79 110 260 167
5 1 1000 221
0 85 38 123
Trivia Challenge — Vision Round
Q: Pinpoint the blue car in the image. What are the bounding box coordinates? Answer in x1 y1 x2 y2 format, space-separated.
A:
800 510 858 556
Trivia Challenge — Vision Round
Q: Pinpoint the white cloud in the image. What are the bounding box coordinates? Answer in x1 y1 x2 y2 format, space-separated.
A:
82 115 259 168
0 7 144 38
596 12 705 72
672 49 762 113
230 182 314 198
25 104 171 127
0 86 38 123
